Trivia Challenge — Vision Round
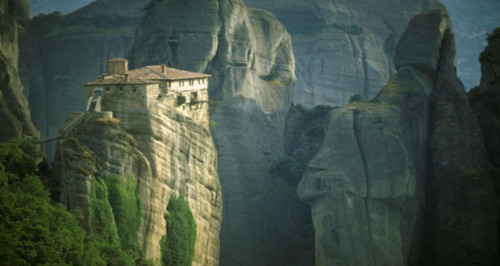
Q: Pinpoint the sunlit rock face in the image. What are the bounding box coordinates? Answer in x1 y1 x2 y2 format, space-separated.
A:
130 0 297 265
53 101 222 265
0 0 38 140
244 0 445 107
18 0 147 158
298 10 499 265
101 93 223 265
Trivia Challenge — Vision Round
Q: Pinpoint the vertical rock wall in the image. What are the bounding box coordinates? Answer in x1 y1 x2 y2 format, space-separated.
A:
0 0 38 140
130 0 297 264
298 10 499 265
244 0 444 107
53 104 222 265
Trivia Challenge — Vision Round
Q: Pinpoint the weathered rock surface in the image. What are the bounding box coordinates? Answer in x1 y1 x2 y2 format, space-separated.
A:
469 27 500 228
54 102 222 265
0 0 38 141
130 1 297 265
244 0 444 107
103 88 222 265
53 112 150 213
469 27 500 171
298 10 499 265
19 0 147 158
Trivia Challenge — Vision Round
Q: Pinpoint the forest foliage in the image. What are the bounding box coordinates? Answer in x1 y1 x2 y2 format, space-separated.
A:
0 138 146 265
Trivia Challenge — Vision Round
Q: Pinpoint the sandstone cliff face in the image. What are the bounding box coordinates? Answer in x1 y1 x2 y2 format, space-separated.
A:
0 0 38 141
19 0 147 158
244 0 444 107
130 1 297 265
54 102 222 265
298 10 499 265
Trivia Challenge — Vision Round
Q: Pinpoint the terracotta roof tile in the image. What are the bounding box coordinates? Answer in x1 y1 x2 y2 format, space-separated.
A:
86 64 210 86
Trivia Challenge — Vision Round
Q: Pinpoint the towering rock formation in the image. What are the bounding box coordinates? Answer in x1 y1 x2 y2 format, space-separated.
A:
130 0 297 265
19 0 147 158
244 0 444 107
441 0 500 89
0 0 38 140
469 27 500 219
298 10 499 265
53 90 222 264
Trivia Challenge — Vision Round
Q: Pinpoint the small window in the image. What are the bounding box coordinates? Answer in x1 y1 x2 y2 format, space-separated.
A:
133 87 137 93
119 85 124 91
189 80 194 86
105 87 110 91
180 81 184 86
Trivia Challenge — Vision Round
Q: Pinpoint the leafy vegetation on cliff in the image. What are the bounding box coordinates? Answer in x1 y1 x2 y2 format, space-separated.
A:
0 139 145 265
0 139 85 264
160 194 197 266
270 156 304 184
105 174 142 259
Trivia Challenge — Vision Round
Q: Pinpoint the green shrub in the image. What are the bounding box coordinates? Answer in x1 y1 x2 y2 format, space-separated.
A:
160 194 197 266
209 119 217 129
271 156 305 183
86 177 134 265
104 174 142 259
0 139 86 265
349 93 363 103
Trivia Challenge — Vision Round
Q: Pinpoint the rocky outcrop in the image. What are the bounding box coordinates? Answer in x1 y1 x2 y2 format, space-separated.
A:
441 0 500 89
130 0 296 265
54 102 222 265
0 0 38 141
298 10 499 265
469 27 500 215
30 0 93 15
244 0 444 107
18 0 147 158
53 112 150 213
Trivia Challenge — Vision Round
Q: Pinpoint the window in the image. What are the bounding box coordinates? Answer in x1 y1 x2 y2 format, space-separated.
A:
105 87 110 91
119 85 124 91
189 80 194 86
180 81 184 86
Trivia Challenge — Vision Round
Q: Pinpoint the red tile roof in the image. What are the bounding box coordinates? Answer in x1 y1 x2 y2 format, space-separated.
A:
86 65 210 86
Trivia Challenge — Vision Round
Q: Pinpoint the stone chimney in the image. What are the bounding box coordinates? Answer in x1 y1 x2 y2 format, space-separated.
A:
108 58 128 74
162 65 167 74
